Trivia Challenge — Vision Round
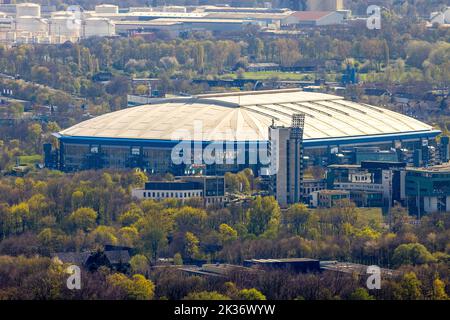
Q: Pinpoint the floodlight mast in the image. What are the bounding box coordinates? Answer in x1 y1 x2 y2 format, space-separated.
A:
290 113 305 140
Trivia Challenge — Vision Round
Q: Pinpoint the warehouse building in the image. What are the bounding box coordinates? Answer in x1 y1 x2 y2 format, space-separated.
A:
47 89 440 176
282 11 345 26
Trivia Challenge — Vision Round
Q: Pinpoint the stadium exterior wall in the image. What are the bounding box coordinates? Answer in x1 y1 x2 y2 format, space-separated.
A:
54 129 441 174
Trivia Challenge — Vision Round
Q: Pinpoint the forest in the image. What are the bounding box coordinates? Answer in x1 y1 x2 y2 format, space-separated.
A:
0 0 449 300
0 169 448 299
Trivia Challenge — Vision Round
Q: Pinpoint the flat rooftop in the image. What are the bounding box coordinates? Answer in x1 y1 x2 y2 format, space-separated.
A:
89 11 208 18
115 20 183 26
407 163 450 173
245 258 318 263
328 164 362 169
318 190 351 195
206 12 291 20
320 261 400 277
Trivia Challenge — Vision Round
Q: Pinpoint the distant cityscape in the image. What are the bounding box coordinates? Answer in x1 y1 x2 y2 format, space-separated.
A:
0 0 449 303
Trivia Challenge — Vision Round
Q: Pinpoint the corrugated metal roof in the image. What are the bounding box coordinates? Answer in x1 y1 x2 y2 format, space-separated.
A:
206 12 291 20
59 89 434 142
289 11 334 21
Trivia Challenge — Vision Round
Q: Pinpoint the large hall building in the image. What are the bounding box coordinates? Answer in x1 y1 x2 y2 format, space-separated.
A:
46 89 441 175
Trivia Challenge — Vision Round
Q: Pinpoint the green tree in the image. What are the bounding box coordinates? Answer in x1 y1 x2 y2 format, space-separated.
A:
107 273 155 300
395 272 423 300
132 171 147 186
28 123 43 152
71 191 84 210
89 225 118 245
173 253 183 266
118 205 143 226
247 196 280 237
285 203 309 235
118 226 138 247
184 232 200 259
348 288 375 300
392 243 436 267
184 291 230 300
218 223 238 243
137 214 170 261
67 207 97 232
11 202 30 233
237 288 266 300
174 207 207 234
406 40 432 69
130 254 150 275
432 275 448 300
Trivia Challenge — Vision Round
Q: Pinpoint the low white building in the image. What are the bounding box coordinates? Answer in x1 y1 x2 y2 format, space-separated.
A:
16 3 41 18
132 176 226 206
430 8 450 25
95 4 119 15
49 15 81 40
83 18 115 38
132 181 204 200
283 11 345 27
16 16 48 33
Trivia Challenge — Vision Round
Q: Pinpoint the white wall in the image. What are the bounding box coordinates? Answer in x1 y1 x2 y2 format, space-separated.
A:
316 12 345 26
424 196 438 213
132 188 203 200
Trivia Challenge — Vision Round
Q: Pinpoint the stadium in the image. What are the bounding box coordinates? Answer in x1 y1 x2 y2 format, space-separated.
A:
51 89 441 174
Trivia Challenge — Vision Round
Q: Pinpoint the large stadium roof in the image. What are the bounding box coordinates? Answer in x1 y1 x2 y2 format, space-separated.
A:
59 89 438 144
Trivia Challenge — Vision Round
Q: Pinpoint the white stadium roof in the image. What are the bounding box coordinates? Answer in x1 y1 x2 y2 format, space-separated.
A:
59 89 435 143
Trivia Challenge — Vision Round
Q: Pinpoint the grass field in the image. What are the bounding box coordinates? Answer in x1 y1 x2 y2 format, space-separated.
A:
220 71 314 81
19 154 42 165
355 207 384 225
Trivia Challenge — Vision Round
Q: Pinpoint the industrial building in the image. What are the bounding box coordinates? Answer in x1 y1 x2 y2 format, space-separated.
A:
243 258 321 273
181 259 398 279
282 11 346 26
0 2 116 44
0 2 354 43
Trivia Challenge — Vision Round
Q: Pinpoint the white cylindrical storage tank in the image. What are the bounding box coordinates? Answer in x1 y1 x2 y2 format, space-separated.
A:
84 18 115 37
16 16 48 33
16 3 41 18
0 12 13 29
49 16 81 38
95 4 119 15
51 11 74 18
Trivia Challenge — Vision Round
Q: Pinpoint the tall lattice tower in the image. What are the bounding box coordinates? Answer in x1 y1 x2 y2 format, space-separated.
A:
290 113 305 140
289 113 305 204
